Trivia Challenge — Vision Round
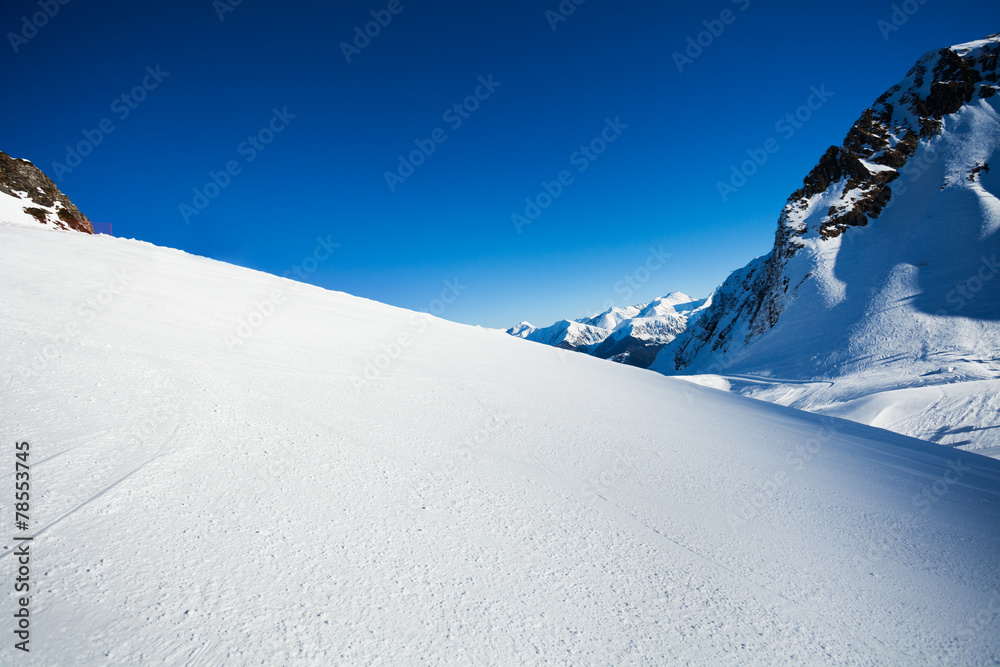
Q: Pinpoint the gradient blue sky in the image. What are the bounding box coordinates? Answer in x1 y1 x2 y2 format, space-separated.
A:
3 0 998 328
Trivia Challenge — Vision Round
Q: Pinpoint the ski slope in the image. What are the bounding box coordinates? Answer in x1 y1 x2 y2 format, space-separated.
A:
2 223 1000 665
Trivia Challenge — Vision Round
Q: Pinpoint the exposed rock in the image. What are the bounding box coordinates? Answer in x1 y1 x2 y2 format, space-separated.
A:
0 151 92 233
793 146 871 201
969 161 990 182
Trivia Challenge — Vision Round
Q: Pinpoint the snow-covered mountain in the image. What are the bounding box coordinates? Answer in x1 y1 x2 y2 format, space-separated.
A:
660 35 1000 376
510 35 1000 453
507 292 708 367
0 151 92 233
2 221 999 663
655 34 1000 454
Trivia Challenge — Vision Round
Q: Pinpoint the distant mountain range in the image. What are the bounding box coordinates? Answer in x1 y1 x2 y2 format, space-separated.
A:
508 292 709 368
509 34 1000 455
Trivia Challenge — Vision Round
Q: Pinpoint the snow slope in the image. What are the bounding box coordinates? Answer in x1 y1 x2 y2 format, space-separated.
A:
2 222 1000 664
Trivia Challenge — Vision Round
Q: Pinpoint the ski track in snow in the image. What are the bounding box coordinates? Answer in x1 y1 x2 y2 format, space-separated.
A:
0 425 181 560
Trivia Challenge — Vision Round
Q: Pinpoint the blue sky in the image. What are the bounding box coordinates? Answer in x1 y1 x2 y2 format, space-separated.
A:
3 0 998 328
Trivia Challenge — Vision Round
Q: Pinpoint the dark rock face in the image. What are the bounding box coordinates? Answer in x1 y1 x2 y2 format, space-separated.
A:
969 162 990 182
902 43 999 137
794 146 871 201
0 151 92 234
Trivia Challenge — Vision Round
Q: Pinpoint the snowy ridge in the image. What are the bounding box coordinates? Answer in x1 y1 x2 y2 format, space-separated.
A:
507 292 708 367
2 222 1000 663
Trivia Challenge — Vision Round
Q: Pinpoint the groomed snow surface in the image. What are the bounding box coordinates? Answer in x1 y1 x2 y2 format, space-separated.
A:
2 224 999 665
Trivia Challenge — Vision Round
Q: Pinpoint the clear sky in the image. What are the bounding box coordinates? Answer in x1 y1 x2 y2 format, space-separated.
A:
2 0 998 328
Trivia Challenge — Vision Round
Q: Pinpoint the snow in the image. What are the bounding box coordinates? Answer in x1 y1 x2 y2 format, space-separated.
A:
507 321 534 338
577 304 644 331
0 187 78 232
576 292 705 334
859 159 897 173
2 222 1000 664
511 318 611 351
0 190 48 229
950 35 1000 55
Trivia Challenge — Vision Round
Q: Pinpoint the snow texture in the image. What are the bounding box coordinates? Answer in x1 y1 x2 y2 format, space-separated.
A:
2 223 999 664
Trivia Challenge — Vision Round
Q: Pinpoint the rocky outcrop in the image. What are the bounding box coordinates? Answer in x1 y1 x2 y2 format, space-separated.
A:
0 151 92 233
